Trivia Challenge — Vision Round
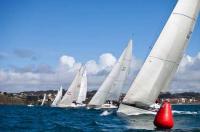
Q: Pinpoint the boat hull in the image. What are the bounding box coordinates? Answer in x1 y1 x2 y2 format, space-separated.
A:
117 104 156 115
71 103 86 108
57 103 86 108
100 103 118 109
87 104 118 109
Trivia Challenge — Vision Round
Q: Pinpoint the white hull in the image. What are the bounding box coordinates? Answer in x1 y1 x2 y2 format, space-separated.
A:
100 103 118 109
71 103 86 108
57 104 71 108
51 105 57 107
117 104 156 116
58 103 86 108
87 103 118 109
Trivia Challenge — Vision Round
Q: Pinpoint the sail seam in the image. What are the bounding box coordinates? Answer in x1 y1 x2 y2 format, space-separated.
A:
173 12 196 21
149 56 178 65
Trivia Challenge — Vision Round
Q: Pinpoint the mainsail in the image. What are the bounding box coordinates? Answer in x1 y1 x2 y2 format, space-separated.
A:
41 93 46 106
58 66 86 107
51 86 63 107
118 0 200 114
88 40 132 106
77 70 87 104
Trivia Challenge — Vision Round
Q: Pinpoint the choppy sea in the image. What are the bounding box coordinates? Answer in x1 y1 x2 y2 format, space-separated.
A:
0 105 200 132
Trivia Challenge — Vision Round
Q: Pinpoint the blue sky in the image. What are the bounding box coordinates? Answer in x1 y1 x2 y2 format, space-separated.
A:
0 0 199 92
0 0 199 68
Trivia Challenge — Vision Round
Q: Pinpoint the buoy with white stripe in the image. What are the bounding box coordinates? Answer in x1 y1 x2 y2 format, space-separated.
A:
154 101 174 129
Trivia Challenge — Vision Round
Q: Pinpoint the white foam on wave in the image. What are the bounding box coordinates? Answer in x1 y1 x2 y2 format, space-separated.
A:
100 110 113 116
27 104 34 107
127 111 157 116
122 110 198 116
172 110 198 115
86 107 90 110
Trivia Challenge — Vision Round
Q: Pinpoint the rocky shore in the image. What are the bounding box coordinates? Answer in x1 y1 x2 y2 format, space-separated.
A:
0 91 200 105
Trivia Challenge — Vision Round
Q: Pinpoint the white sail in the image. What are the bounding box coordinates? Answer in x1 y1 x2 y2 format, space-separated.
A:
41 93 46 106
107 53 131 101
51 86 63 107
118 0 200 115
77 69 87 104
58 66 85 107
88 40 132 106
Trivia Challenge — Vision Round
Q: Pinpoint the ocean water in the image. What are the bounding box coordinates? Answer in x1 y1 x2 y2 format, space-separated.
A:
0 105 200 132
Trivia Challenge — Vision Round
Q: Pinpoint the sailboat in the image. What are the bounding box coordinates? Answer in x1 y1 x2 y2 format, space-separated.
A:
88 40 132 109
118 0 200 115
57 66 87 108
51 86 63 107
75 69 87 107
41 93 46 106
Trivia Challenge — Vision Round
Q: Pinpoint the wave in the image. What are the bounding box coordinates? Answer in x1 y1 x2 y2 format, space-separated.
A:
172 110 198 115
119 110 199 116
133 110 199 115
87 121 104 127
52 124 83 132
94 107 101 110
100 110 113 116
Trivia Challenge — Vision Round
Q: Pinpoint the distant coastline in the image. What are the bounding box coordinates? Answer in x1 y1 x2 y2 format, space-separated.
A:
0 90 200 105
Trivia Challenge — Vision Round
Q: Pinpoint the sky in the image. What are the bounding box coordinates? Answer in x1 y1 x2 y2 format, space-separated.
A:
0 0 200 93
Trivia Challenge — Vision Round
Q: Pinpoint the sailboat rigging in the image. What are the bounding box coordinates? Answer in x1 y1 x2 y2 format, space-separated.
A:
88 40 132 108
118 0 200 115
58 66 87 108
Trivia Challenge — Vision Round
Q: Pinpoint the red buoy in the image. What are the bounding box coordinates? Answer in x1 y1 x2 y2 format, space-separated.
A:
154 101 174 129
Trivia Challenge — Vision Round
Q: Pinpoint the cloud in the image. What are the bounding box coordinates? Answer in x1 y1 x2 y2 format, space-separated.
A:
60 55 75 68
13 49 37 60
99 53 116 68
0 53 120 92
170 53 200 93
34 64 54 73
85 53 117 74
85 60 99 74
0 52 200 93
8 64 54 74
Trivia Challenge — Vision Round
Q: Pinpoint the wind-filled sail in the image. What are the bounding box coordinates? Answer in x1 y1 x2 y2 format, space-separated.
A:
118 0 200 114
77 70 87 104
107 54 131 101
88 40 132 106
41 93 46 106
58 66 86 107
51 86 63 107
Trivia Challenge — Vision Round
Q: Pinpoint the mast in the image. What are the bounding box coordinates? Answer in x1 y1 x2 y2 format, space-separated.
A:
118 0 200 113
